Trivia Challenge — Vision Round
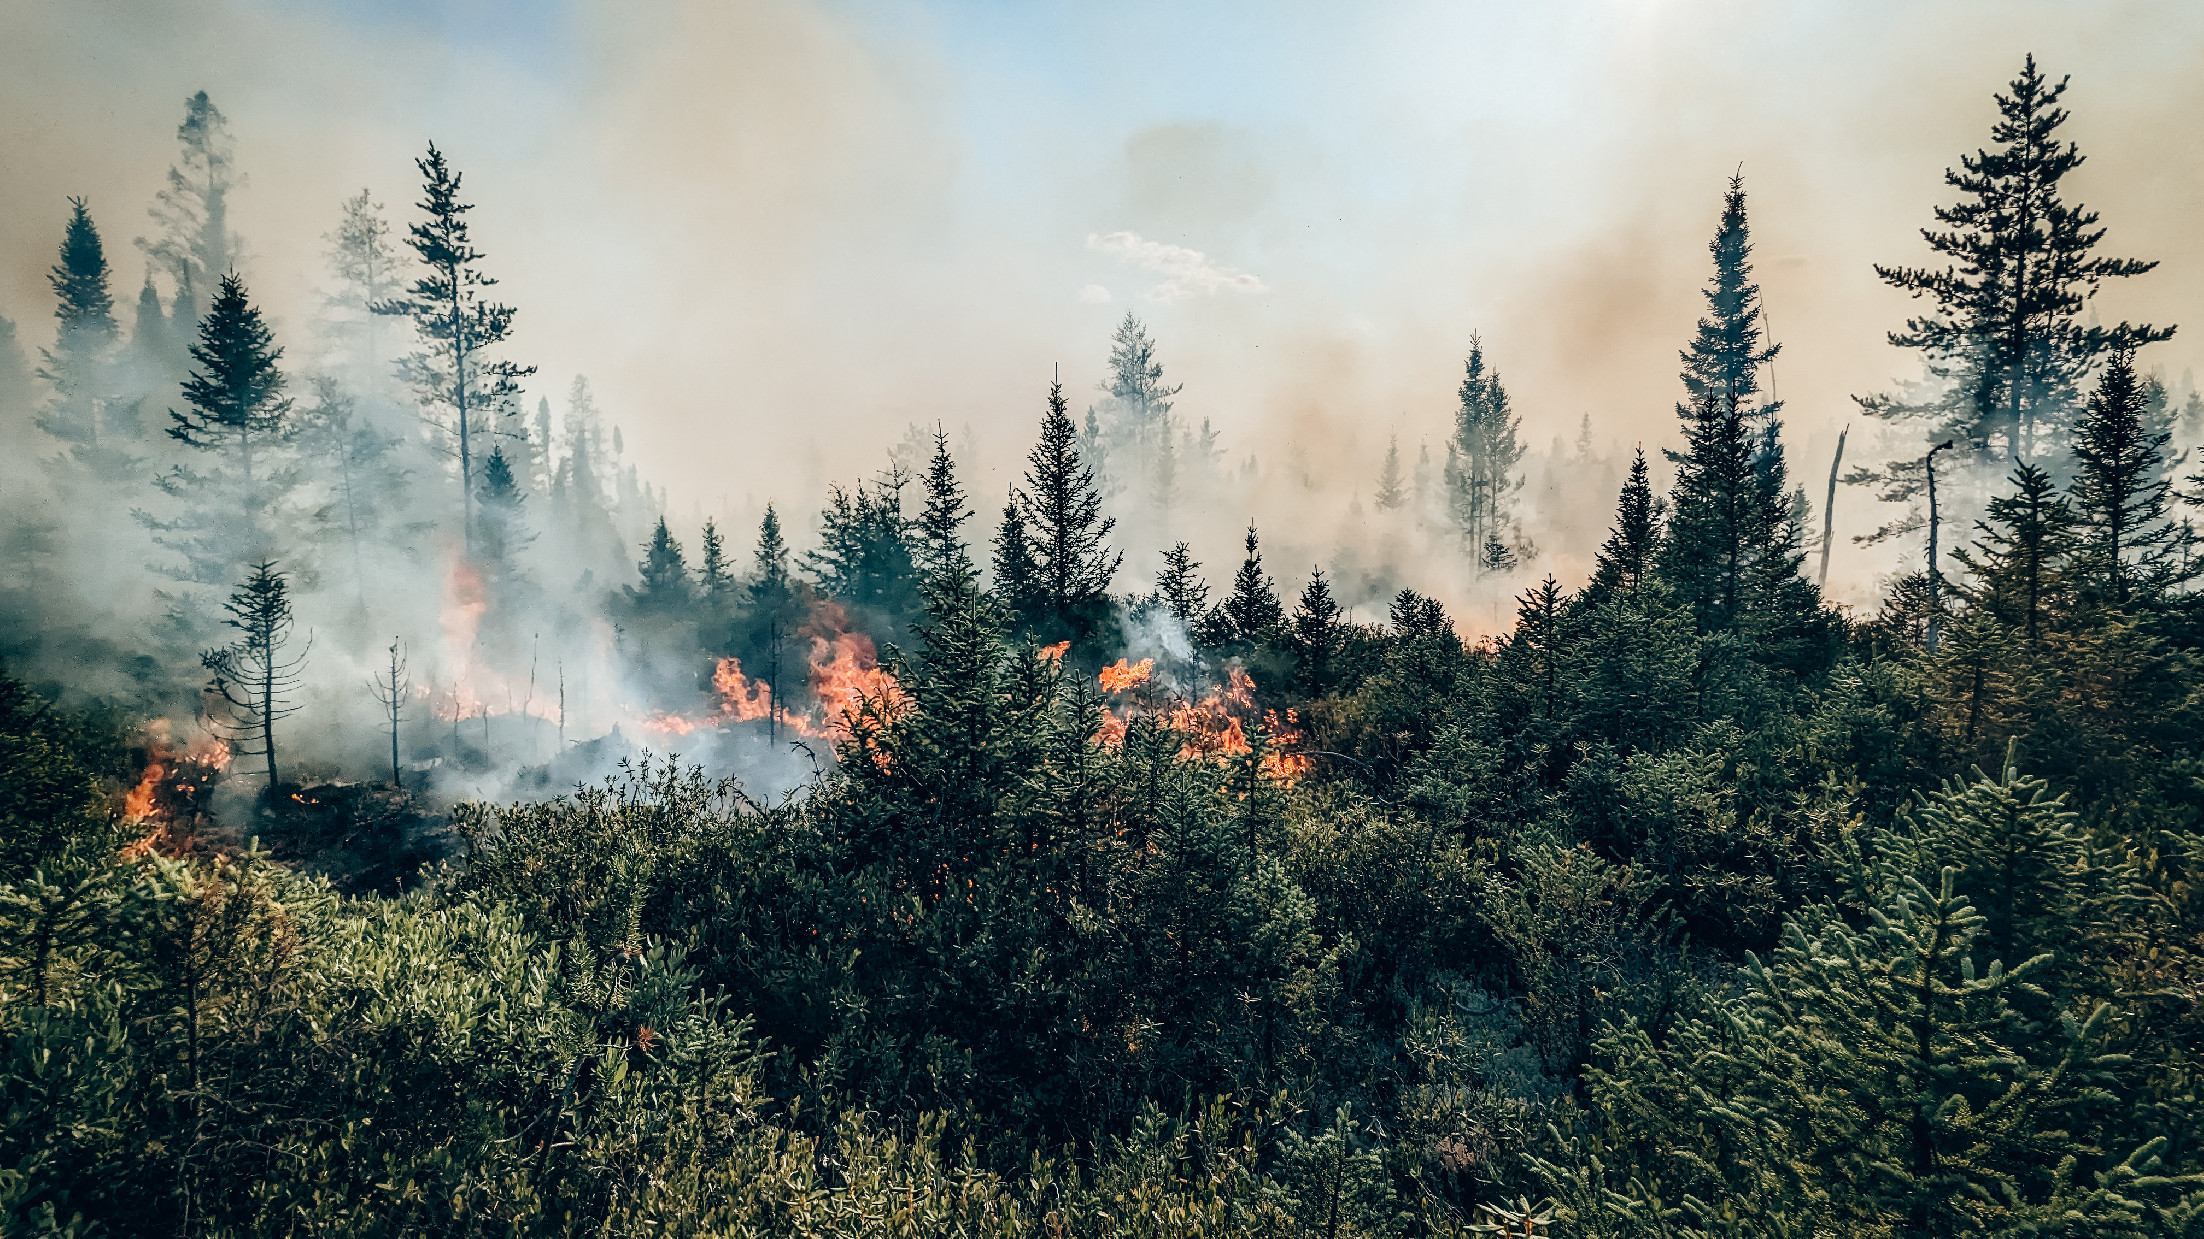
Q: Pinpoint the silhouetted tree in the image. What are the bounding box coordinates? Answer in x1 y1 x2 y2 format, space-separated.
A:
1155 541 1210 629
202 561 308 789
990 500 1044 628
150 273 294 582
1015 379 1120 637
916 427 972 580
628 518 693 615
1291 567 1344 693
36 199 117 446
2069 346 2183 608
1213 525 1283 645
1586 449 1663 603
1447 335 1526 566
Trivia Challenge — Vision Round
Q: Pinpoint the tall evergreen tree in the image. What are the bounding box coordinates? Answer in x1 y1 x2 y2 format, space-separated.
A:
1446 335 1526 566
806 468 920 623
915 427 972 580
150 273 293 581
1660 390 1762 634
1015 379 1121 636
1290 567 1344 693
696 517 732 611
2068 346 2183 608
476 445 533 582
1155 541 1210 629
1374 436 1406 511
1679 174 1780 425
989 500 1044 627
1864 56 2171 470
1215 525 1284 644
742 504 800 741
628 518 693 614
375 144 536 556
35 199 118 446
322 189 401 383
137 91 237 336
1586 449 1663 602
201 561 307 789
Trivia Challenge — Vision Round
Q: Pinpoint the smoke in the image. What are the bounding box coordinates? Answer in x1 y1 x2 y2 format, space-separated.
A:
1 0 2201 788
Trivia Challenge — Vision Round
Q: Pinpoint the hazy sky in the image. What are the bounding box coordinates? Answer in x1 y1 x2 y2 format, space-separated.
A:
3 0 2200 606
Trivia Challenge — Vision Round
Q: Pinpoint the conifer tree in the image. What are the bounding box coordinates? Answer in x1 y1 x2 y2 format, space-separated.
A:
1865 56 2171 469
1015 379 1121 636
807 468 920 622
743 504 800 740
132 273 172 368
137 91 237 336
476 445 533 580
1586 449 1663 603
916 426 972 579
989 500 1044 627
1291 567 1344 693
151 273 294 580
36 199 118 446
628 518 693 614
1216 525 1284 644
696 517 732 611
322 189 401 381
1952 464 2074 642
1679 174 1780 425
376 144 536 555
1447 336 1527 563
1155 541 1210 629
1388 588 1452 641
202 561 308 789
2069 346 2183 608
1374 436 1406 511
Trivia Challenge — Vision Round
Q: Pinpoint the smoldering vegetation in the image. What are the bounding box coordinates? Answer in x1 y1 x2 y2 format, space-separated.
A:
7 52 2204 1238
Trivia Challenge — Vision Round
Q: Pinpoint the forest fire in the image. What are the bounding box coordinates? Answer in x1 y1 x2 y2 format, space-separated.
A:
639 631 903 742
120 721 230 857
1097 657 1153 692
1093 662 1309 780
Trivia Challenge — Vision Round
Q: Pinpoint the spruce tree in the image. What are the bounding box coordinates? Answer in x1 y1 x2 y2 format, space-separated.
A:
2069 346 2183 608
743 505 799 740
1679 174 1780 425
1447 335 1526 563
916 426 972 580
806 468 920 622
152 273 294 580
696 517 732 610
1586 449 1662 602
132 273 172 368
1374 436 1406 511
476 446 533 580
1866 56 2171 469
137 91 237 336
1015 379 1121 636
375 144 536 556
1155 541 1210 629
36 198 118 446
1952 464 2075 643
202 561 307 789
322 189 401 381
628 518 693 614
1291 567 1344 693
989 500 1044 627
1216 525 1284 644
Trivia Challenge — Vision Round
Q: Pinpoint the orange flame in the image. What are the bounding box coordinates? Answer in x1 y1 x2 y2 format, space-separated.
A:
120 722 230 858
809 632 903 735
1038 641 1070 662
1098 658 1153 693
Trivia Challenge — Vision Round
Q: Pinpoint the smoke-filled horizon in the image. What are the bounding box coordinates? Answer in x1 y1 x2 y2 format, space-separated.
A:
3 0 2200 620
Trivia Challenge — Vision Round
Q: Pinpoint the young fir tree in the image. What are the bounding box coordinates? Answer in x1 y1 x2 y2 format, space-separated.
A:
1584 448 1663 603
628 518 693 615
1214 525 1284 645
1864 56 2170 472
916 427 972 580
476 445 533 582
806 467 920 623
1155 541 1210 630
152 273 294 582
35 199 118 446
989 499 1044 628
1014 379 1121 637
695 517 732 613
1952 464 2075 643
1290 567 1344 694
202 561 308 790
375 144 536 556
1447 335 1527 565
136 91 237 342
1374 436 1406 511
2068 346 2184 609
742 505 800 741
322 189 401 383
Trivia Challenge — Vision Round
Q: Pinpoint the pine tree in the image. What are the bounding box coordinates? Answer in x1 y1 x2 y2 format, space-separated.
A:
477 446 533 580
1291 567 1344 693
743 505 800 740
202 561 308 789
1586 449 1663 602
36 199 118 446
806 468 920 621
375 144 536 556
1374 436 1406 511
696 517 732 609
1952 464 2075 642
2069 346 2183 608
1216 525 1284 644
628 518 693 614
1015 379 1121 636
989 500 1044 626
151 273 294 580
1155 541 1210 629
1388 588 1452 641
1865 56 2170 469
916 426 972 580
1679 174 1780 425
137 91 237 335
1447 335 1527 563
322 189 401 381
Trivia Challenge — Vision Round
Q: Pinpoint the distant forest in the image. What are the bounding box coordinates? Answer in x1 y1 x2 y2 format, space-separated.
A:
5 55 2204 1237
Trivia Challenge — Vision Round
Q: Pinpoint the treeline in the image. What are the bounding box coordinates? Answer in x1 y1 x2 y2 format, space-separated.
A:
4 54 2204 1238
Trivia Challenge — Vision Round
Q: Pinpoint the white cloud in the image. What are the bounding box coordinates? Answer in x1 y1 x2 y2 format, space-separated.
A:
1085 231 1265 302
1078 283 1113 304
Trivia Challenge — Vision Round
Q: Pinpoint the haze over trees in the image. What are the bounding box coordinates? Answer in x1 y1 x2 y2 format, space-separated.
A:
1 55 2203 1238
